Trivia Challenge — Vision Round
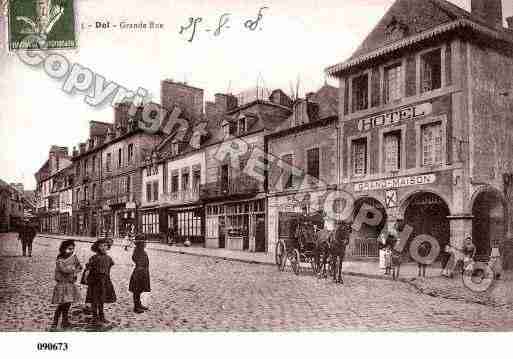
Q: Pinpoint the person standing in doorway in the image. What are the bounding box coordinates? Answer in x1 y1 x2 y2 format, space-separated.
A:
129 234 151 313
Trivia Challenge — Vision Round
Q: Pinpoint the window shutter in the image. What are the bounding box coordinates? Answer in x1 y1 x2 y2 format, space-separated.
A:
153 181 159 201
146 182 152 202
445 45 452 86
343 80 349 115
371 68 381 107
405 56 416 97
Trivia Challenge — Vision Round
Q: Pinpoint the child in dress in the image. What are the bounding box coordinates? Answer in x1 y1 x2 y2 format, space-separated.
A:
129 235 151 313
85 239 116 327
51 240 83 330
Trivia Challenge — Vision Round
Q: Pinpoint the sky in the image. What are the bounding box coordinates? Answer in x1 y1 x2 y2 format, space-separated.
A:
1 0 512 190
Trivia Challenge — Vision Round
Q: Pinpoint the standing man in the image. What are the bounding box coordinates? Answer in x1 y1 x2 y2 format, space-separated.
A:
18 220 37 257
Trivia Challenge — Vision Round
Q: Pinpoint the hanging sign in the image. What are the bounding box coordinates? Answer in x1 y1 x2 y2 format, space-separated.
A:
357 102 432 131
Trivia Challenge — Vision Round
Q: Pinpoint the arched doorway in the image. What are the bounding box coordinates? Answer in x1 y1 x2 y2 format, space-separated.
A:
403 192 450 261
351 197 387 257
472 190 505 258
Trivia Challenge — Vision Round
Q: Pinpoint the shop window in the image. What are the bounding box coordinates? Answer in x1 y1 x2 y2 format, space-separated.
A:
142 213 159 234
384 64 402 103
421 122 442 166
281 154 293 189
182 173 189 191
384 131 401 172
306 148 320 180
171 175 179 193
352 138 368 176
352 74 369 112
421 49 442 93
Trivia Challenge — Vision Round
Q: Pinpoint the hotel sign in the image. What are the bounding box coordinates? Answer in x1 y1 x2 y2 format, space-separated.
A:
357 103 432 131
354 174 436 192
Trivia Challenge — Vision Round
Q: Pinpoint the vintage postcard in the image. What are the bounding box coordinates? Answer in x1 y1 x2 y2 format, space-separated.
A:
1 0 513 357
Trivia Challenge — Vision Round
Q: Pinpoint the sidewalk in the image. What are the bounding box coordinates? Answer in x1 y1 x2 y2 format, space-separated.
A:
38 233 513 308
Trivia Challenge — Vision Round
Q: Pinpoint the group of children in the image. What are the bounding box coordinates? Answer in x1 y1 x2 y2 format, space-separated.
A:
50 234 151 330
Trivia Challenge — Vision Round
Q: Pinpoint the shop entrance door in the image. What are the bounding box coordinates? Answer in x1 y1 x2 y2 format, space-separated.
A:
255 215 266 252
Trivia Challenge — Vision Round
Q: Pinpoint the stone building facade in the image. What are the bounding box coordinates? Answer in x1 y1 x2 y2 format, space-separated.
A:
326 0 513 265
202 95 292 252
0 179 25 232
266 84 339 255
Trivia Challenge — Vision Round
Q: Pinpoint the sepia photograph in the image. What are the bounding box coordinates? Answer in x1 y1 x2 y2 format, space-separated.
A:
1 0 513 356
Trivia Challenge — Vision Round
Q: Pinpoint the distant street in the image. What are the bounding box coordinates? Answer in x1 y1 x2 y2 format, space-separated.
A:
1 233 513 331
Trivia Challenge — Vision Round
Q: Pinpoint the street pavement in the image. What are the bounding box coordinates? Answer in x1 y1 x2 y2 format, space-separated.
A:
1 233 513 331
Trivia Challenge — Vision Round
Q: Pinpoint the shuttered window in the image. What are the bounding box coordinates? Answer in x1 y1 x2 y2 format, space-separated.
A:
352 74 369 112
421 122 442 166
352 138 367 176
384 131 401 172
384 64 402 104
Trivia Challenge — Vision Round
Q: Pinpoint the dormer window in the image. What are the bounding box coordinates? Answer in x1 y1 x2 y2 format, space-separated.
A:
421 49 442 93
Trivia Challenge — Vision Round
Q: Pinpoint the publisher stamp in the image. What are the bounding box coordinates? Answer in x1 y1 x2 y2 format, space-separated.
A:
8 0 76 50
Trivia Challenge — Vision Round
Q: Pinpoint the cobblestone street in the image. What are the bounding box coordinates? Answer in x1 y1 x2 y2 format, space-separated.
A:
1 233 513 331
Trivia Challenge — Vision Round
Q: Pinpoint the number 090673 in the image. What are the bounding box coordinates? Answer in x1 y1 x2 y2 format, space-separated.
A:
36 342 69 351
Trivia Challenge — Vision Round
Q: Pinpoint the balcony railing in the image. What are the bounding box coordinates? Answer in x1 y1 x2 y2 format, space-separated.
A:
199 175 260 201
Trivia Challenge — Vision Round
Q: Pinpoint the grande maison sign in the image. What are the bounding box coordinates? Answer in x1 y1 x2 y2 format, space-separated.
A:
357 102 432 131
354 174 436 192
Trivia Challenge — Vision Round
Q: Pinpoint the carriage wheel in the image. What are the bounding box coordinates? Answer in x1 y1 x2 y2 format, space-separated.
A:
275 240 286 272
289 249 301 275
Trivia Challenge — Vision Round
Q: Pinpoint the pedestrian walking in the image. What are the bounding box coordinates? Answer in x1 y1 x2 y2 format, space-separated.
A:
85 239 116 327
384 244 392 275
51 240 83 330
18 221 37 257
440 244 452 277
129 235 151 313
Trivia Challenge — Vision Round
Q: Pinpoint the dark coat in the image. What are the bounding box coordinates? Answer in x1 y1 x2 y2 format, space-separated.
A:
85 254 116 304
129 249 151 293
19 225 36 243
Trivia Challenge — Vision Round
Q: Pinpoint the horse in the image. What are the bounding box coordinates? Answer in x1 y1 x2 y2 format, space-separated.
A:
314 229 332 279
330 222 351 284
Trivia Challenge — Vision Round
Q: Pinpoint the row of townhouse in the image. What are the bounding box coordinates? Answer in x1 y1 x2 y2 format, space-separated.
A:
35 0 513 266
0 179 28 232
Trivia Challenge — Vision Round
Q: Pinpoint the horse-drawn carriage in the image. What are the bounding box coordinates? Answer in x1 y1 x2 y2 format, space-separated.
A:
274 212 351 282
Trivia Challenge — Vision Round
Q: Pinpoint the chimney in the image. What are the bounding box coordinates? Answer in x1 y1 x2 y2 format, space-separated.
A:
214 93 238 114
161 80 204 121
114 102 130 130
471 0 503 29
507 16 513 29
